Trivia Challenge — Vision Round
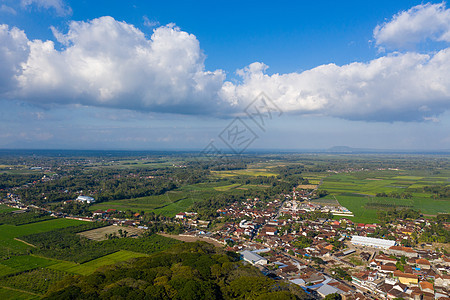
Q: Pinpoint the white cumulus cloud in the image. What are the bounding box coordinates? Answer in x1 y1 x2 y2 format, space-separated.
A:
1 17 226 114
374 2 450 49
0 12 450 122
221 50 450 122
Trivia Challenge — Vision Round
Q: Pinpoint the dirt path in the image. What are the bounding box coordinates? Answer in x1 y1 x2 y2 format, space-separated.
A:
158 233 224 247
13 238 36 248
0 285 39 296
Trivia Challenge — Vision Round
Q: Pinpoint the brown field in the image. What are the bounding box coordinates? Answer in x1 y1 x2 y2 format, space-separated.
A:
77 225 144 241
297 184 318 189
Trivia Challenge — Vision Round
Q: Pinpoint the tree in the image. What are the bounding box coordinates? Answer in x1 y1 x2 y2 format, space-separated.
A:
324 292 342 300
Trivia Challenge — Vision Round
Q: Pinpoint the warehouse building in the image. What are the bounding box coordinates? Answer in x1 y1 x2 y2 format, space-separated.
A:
351 235 396 249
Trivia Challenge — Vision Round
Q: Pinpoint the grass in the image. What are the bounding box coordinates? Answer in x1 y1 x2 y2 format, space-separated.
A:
213 183 242 191
322 169 450 223
90 192 186 212
0 205 17 213
48 250 148 276
0 218 84 258
211 168 278 178
0 256 57 277
91 179 264 216
0 287 38 299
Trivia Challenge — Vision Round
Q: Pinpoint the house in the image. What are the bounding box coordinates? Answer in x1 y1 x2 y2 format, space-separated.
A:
416 258 431 270
435 275 450 288
175 212 186 219
394 270 419 285
387 246 418 258
419 281 434 294
92 210 105 217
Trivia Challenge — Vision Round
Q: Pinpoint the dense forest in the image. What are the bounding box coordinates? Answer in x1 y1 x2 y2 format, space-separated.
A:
44 241 308 300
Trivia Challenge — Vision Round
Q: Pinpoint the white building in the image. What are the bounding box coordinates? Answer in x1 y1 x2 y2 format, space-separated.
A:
76 196 95 204
241 250 268 265
351 235 396 249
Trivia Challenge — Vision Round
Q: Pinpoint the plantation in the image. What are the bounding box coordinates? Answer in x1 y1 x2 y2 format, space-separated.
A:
0 287 38 299
19 223 179 263
1 268 68 294
0 211 53 226
0 218 84 259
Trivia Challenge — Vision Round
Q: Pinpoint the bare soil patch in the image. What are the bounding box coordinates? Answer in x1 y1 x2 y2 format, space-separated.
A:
77 225 144 241
297 184 318 189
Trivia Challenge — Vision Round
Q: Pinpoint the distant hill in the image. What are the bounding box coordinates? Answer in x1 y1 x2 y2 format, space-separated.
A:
326 146 450 154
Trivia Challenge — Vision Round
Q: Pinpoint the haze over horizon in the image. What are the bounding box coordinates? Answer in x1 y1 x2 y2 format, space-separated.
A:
0 0 449 151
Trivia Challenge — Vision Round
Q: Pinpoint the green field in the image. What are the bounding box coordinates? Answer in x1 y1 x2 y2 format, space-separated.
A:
320 169 450 223
49 250 148 275
0 256 57 277
0 287 38 299
90 179 267 216
0 205 17 213
90 192 187 212
212 168 278 177
0 218 84 257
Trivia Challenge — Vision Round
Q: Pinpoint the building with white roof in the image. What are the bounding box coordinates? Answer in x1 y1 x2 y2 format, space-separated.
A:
241 250 268 265
351 235 396 249
76 196 95 204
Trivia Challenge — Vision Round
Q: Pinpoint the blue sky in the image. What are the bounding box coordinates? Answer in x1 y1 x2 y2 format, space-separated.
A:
0 0 449 150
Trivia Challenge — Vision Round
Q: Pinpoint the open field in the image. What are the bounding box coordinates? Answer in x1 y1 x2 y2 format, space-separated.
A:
213 183 242 191
320 169 450 223
0 218 84 257
0 255 57 277
0 205 18 213
91 179 267 216
0 287 38 299
159 233 224 247
90 192 186 212
77 225 143 241
48 250 148 276
302 172 329 185
211 168 278 178
297 184 318 189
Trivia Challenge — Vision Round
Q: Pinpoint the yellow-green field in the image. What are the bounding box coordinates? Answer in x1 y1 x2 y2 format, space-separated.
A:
212 168 278 177
48 250 148 275
320 169 450 222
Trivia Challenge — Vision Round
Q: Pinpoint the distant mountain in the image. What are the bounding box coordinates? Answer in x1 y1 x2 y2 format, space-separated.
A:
326 146 450 154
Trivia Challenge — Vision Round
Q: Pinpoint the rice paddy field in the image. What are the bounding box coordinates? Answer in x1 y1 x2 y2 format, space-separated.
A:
320 169 450 223
90 179 270 216
211 168 278 177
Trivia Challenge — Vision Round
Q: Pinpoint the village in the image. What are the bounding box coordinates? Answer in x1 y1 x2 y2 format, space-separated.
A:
2 178 450 300
173 189 450 300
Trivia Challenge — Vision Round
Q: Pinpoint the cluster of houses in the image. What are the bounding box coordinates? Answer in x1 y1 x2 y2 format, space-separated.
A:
195 189 450 300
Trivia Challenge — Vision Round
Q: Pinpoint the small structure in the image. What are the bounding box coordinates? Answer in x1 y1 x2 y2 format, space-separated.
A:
76 195 95 204
175 212 186 219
